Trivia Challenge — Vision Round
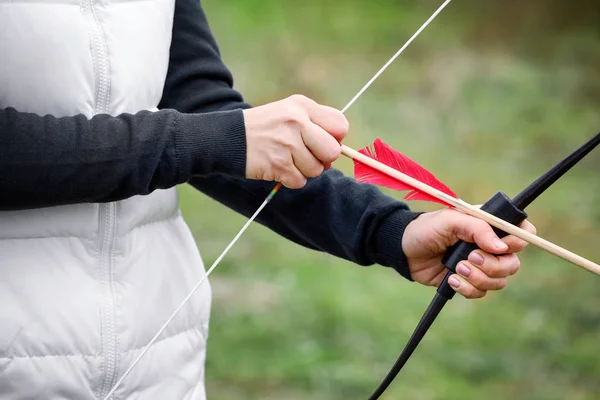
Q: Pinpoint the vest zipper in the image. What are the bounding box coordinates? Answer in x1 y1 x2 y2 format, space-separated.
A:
79 0 117 398
98 202 118 400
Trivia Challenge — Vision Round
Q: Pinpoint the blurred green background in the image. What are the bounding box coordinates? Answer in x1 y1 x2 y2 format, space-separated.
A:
179 1 600 399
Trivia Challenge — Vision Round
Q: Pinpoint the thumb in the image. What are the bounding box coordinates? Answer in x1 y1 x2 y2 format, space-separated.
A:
448 211 509 254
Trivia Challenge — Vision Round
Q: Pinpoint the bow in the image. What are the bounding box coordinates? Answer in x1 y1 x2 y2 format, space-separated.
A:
360 131 600 399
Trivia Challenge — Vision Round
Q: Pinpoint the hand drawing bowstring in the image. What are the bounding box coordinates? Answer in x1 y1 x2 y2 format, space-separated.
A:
103 1 452 397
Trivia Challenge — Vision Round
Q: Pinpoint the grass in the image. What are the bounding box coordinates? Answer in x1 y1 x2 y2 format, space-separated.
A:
177 1 600 398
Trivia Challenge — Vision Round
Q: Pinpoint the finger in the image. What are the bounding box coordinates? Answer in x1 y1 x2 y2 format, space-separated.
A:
455 261 508 291
466 251 520 278
502 220 537 253
289 95 349 141
309 105 349 142
503 236 529 253
448 211 509 254
301 122 342 165
278 167 307 189
447 274 486 299
290 135 325 178
521 219 537 235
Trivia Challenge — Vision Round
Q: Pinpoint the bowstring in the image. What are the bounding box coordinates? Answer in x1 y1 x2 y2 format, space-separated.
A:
103 1 451 398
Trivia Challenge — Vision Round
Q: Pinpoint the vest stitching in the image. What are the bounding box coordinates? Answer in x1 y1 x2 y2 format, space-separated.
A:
0 211 182 241
0 323 204 360
0 235 97 241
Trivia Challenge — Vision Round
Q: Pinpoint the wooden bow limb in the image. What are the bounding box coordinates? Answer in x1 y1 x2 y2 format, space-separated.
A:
341 144 600 276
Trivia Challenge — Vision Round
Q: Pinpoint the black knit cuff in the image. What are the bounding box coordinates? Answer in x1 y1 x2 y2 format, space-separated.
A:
372 209 424 281
174 108 247 179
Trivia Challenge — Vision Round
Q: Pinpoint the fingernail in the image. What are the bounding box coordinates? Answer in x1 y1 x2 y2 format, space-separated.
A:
448 276 461 289
493 238 508 250
468 252 484 266
456 263 471 277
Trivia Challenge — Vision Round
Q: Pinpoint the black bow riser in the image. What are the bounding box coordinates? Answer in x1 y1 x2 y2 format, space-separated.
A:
367 132 600 400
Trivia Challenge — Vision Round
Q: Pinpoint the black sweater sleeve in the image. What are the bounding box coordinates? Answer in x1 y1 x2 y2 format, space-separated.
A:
160 0 421 279
0 107 246 210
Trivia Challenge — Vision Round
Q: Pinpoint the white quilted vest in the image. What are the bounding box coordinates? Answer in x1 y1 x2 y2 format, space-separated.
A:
0 1 212 399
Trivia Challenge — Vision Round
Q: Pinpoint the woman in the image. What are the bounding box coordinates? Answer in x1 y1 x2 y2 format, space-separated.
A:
0 0 535 398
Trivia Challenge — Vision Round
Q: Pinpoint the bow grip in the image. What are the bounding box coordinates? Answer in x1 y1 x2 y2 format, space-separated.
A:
441 191 528 274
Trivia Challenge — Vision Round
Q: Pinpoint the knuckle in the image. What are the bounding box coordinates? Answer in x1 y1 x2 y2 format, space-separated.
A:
511 256 521 275
323 144 341 163
264 170 280 183
495 278 507 290
463 287 478 299
281 175 302 189
282 104 305 123
276 134 296 150
330 144 342 159
293 176 307 189
281 179 296 189
288 94 314 110
271 154 291 170
440 208 458 222
472 217 487 230
472 222 492 241
465 286 486 299
486 264 500 277
469 273 485 289
286 181 301 189
306 163 324 178
508 237 524 251
289 94 307 103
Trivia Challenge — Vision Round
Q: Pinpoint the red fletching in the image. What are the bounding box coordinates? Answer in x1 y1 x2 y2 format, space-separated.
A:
353 138 457 207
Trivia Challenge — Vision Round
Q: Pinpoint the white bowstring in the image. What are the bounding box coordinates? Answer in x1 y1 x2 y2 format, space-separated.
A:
103 1 451 398
341 0 452 113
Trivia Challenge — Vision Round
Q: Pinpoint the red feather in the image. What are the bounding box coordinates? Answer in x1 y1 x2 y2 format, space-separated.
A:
353 138 458 207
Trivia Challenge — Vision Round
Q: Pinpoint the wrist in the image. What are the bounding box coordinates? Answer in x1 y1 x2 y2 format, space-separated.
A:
371 208 424 281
